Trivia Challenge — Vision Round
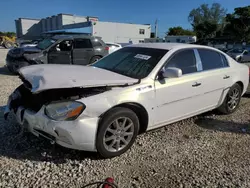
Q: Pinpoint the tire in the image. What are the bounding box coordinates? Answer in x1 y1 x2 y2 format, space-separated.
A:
218 83 242 114
96 107 140 158
89 56 101 64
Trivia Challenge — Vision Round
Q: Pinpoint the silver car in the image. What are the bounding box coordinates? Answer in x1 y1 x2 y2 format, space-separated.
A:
4 43 249 158
227 48 250 63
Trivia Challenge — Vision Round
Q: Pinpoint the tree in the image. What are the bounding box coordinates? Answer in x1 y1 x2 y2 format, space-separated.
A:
224 6 250 43
166 26 195 36
188 3 227 40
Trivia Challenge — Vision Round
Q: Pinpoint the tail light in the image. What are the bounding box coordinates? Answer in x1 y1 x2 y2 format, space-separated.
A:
105 46 109 51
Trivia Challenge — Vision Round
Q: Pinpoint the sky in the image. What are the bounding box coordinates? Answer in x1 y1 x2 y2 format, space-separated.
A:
1 0 249 37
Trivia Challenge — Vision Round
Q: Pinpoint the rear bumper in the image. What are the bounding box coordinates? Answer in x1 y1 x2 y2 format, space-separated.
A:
5 103 99 152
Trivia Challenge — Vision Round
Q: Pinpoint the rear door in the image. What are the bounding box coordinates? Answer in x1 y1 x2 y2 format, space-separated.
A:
48 40 73 64
72 38 94 65
196 48 232 107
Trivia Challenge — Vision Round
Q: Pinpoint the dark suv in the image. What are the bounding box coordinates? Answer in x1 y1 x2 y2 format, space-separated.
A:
6 35 109 73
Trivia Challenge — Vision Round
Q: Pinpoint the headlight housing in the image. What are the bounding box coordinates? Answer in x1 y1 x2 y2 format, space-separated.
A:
45 101 85 121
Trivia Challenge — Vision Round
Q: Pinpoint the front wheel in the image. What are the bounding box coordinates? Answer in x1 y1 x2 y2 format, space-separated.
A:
218 83 242 114
96 107 139 158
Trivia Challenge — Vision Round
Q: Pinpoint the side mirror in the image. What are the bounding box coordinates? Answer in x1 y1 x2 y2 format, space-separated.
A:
43 51 48 55
161 67 182 78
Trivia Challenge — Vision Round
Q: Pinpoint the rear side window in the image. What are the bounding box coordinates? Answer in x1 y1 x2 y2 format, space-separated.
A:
165 49 197 74
74 39 92 49
198 49 227 70
220 54 229 67
92 40 103 47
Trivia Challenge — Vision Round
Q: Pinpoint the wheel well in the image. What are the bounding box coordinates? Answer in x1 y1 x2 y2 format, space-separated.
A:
236 81 244 93
99 103 149 134
93 55 103 58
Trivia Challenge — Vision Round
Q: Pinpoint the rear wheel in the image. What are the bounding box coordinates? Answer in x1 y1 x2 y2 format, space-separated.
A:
96 107 139 158
218 83 242 114
89 56 101 64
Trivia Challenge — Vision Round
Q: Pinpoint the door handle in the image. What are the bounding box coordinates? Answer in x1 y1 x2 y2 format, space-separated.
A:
223 75 230 79
192 82 201 87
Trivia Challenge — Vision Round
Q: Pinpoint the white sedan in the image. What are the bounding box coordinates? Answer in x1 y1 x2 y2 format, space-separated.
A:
4 43 249 158
105 42 122 54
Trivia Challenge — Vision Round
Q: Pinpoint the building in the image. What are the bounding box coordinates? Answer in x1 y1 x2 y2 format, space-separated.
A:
15 13 151 43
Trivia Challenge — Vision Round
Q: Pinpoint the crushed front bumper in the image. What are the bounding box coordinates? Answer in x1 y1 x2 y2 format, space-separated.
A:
4 97 99 152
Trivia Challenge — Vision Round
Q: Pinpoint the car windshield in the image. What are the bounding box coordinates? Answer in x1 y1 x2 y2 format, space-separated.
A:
92 47 168 79
37 39 56 50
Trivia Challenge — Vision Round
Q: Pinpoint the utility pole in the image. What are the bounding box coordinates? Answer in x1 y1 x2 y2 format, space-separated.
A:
155 19 158 38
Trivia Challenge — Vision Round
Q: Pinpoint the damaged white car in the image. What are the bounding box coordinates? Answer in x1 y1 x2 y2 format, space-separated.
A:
4 43 249 158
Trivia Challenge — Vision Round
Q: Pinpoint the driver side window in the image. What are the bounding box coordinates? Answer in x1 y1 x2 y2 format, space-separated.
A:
165 49 197 75
52 40 72 52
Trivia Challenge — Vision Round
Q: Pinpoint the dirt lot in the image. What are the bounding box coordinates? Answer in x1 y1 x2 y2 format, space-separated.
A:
0 49 250 187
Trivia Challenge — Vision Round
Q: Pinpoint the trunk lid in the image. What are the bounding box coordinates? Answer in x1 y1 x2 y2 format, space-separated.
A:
19 64 139 93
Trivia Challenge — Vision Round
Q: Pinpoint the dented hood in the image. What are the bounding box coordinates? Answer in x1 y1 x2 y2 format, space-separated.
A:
19 64 138 93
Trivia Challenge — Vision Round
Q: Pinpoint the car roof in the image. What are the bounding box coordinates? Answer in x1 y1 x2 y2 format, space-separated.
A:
127 43 218 51
52 35 101 40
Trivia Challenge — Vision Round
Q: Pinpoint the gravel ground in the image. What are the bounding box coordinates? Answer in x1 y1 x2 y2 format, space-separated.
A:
1 49 250 187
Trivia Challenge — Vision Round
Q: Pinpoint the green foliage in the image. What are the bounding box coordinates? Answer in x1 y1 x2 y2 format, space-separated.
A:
188 3 227 40
167 26 195 36
0 32 16 37
224 6 250 42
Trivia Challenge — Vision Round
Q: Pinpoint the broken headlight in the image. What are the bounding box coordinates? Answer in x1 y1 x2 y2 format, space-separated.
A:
45 101 85 121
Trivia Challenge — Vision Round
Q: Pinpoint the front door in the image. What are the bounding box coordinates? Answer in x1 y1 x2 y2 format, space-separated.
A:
48 40 73 64
154 49 205 126
72 38 94 65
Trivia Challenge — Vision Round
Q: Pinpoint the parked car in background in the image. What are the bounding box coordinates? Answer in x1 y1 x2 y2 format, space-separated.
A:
19 39 41 48
105 42 122 54
4 43 249 158
227 48 250 63
6 35 109 73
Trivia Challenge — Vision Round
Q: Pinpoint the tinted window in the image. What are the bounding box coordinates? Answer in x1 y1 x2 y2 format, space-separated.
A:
92 40 103 47
198 49 225 70
92 47 168 79
165 49 197 74
74 39 92 48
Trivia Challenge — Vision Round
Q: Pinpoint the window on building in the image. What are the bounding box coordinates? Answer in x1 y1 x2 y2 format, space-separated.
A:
74 39 92 48
165 49 197 74
198 49 227 71
139 40 144 43
139 29 145 35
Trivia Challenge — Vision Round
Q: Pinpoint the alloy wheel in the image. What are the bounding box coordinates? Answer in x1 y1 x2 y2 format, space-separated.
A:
103 117 134 152
227 88 240 110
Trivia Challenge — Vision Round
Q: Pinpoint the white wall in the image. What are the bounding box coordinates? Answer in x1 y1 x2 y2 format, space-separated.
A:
20 19 40 35
62 14 87 25
92 21 151 44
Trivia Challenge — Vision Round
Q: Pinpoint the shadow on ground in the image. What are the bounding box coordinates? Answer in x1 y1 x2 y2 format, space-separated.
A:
0 66 15 76
195 117 250 134
0 106 102 164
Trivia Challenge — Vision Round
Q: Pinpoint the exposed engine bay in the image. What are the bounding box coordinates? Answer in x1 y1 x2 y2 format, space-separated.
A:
9 84 111 113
